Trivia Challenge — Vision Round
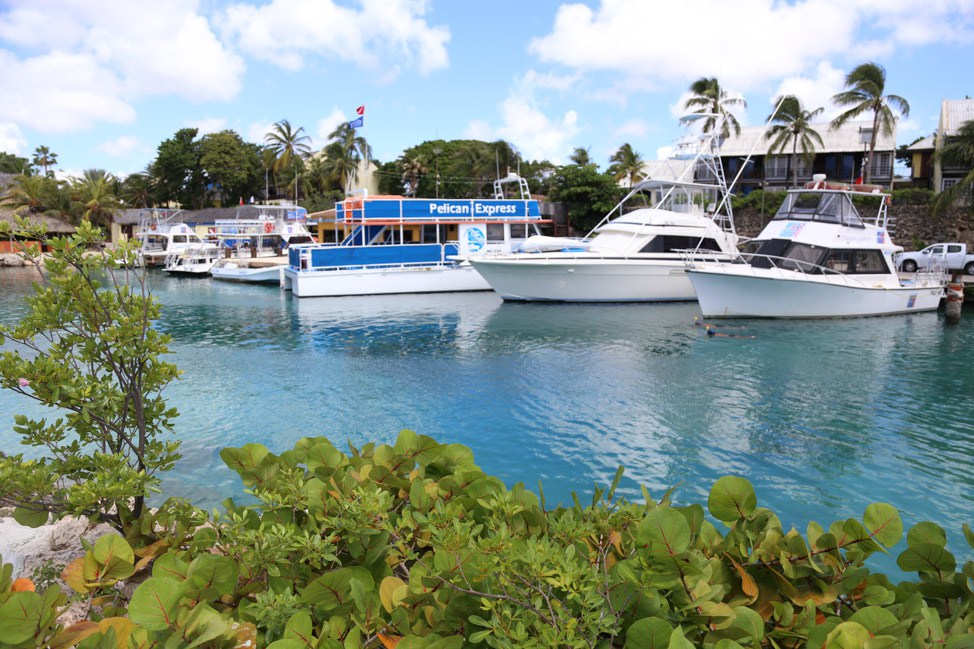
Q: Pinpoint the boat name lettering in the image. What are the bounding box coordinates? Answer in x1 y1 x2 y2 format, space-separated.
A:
428 202 520 216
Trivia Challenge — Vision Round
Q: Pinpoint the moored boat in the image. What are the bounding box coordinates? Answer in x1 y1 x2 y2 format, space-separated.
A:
282 175 549 298
135 209 208 267
468 114 740 302
685 175 945 318
162 243 221 276
210 205 315 283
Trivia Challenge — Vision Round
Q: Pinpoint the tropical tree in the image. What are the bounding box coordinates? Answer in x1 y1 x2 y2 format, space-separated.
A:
0 151 30 174
121 169 154 208
325 122 371 192
607 143 646 187
1 174 62 215
932 119 974 215
31 146 57 177
830 62 909 184
150 128 206 208
264 119 312 177
401 155 429 197
765 95 825 188
199 130 262 206
549 163 622 233
70 169 123 228
684 77 746 138
569 147 593 166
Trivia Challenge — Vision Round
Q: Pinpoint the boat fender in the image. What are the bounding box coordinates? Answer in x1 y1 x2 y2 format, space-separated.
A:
264 222 273 234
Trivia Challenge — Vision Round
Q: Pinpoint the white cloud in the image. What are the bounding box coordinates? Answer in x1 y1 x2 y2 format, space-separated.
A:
0 0 244 134
770 61 847 121
246 121 277 145
314 108 349 149
0 122 27 155
613 119 648 140
187 118 229 135
220 0 449 79
462 70 581 163
529 0 974 93
97 135 140 157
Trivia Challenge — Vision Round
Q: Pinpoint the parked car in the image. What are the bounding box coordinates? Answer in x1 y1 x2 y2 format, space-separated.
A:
895 243 974 275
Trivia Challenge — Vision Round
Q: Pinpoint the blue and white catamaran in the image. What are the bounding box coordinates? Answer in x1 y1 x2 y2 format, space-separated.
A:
282 175 548 298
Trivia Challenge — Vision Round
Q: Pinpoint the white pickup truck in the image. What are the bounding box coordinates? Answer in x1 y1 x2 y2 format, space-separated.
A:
896 243 974 275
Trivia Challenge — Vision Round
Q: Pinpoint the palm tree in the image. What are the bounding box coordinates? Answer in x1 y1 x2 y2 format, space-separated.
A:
607 143 646 187
1 174 61 215
264 120 312 199
569 147 593 166
71 170 122 228
120 169 154 208
326 122 372 192
684 77 746 138
932 119 974 215
401 156 428 197
31 146 57 177
830 62 909 184
765 95 825 188
320 141 360 194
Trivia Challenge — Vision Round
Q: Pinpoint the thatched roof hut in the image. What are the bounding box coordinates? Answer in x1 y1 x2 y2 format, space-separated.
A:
0 207 76 234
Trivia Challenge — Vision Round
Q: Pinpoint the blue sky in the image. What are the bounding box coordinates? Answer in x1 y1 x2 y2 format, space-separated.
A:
2 0 973 179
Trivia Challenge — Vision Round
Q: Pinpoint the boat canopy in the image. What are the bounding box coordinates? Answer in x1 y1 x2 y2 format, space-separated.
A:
771 190 865 228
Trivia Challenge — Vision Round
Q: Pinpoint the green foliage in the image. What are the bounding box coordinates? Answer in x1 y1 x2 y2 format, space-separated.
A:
730 189 787 216
0 220 181 538
16 431 971 648
150 127 206 209
0 151 31 174
199 131 263 207
892 187 934 206
548 164 622 232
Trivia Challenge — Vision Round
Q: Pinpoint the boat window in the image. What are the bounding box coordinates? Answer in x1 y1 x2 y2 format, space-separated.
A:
486 223 506 242
509 224 530 239
743 239 789 268
824 250 851 272
852 250 887 273
639 235 722 253
173 235 187 243
772 191 865 227
780 242 827 272
422 225 448 243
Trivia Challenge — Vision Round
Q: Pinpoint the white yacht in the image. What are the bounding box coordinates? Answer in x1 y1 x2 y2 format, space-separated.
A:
468 116 740 302
685 176 945 318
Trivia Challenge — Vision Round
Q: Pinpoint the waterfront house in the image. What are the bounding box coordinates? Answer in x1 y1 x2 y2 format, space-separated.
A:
689 120 896 193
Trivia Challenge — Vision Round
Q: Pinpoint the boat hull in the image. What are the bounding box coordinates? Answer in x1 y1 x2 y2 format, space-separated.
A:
687 268 944 318
284 264 490 298
211 265 283 284
469 257 698 302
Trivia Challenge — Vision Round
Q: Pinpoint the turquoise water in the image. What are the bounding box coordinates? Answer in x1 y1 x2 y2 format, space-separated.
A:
2 266 973 554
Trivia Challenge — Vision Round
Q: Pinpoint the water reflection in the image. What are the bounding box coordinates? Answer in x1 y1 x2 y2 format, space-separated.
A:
0 270 972 549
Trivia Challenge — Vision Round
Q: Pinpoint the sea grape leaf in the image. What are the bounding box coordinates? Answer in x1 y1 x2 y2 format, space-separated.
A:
863 503 903 548
908 522 947 548
848 606 898 634
12 506 49 528
625 616 673 648
91 534 135 582
708 477 756 523
185 555 238 601
128 576 183 632
380 576 407 613
636 507 691 555
963 524 974 550
0 591 43 644
897 543 956 574
219 444 272 486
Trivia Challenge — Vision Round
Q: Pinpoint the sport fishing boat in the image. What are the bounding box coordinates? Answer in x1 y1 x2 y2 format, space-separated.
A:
685 175 945 318
210 205 316 283
282 175 549 298
467 115 741 302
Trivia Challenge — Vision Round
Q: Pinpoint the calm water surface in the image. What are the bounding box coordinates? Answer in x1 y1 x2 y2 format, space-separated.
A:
2 267 973 553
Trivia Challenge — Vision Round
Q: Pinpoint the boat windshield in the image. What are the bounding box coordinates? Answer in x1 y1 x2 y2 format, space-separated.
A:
772 191 864 227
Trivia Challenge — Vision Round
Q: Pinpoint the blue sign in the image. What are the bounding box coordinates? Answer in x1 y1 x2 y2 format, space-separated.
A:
338 198 541 220
466 227 485 252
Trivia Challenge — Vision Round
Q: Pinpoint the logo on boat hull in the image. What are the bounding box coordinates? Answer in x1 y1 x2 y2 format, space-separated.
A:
907 294 917 308
466 226 486 252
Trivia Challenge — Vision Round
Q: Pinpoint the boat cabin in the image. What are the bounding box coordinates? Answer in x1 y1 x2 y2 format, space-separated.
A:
741 187 894 275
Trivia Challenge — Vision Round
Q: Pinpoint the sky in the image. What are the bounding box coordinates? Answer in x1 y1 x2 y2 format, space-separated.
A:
2 0 974 181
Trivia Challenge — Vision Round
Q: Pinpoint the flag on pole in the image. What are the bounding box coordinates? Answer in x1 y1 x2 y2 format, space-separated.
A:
356 105 365 115
349 116 364 129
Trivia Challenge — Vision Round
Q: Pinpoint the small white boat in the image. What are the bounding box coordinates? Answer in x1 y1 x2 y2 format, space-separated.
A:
210 204 315 283
283 175 549 298
468 115 740 302
135 209 208 267
685 176 946 318
163 244 220 276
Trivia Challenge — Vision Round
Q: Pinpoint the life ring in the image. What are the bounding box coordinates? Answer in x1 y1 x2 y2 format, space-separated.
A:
264 222 273 234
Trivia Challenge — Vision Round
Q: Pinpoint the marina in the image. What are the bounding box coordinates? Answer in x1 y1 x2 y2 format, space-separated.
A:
2 266 972 563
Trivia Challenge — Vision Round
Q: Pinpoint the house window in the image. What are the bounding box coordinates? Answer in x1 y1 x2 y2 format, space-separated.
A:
765 156 789 180
695 160 716 182
942 177 960 191
870 152 893 178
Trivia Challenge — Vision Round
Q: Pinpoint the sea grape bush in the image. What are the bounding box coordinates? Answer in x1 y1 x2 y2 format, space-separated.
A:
2 431 972 648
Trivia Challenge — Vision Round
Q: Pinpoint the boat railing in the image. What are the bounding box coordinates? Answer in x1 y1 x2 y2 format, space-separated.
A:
682 250 881 288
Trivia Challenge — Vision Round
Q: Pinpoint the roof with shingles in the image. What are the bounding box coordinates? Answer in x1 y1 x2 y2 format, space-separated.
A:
711 120 896 157
908 135 936 151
